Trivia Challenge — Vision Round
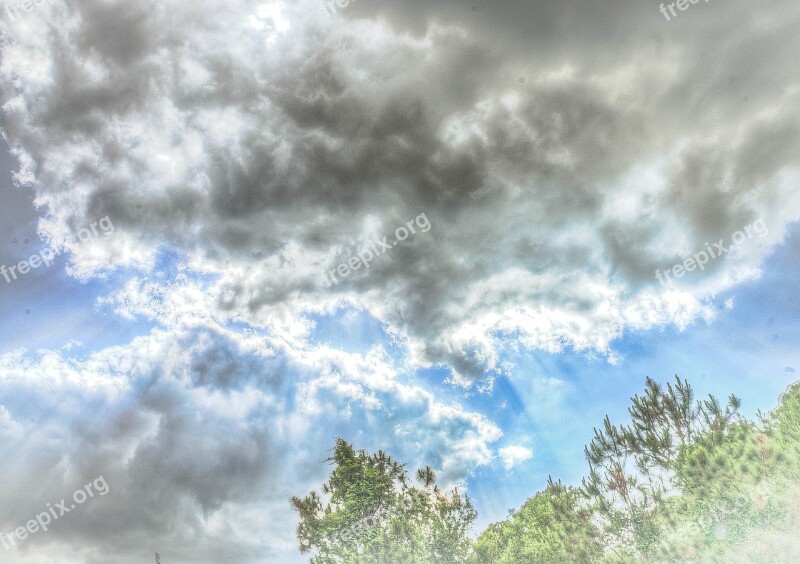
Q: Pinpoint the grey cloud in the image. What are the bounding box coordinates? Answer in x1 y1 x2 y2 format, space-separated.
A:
0 319 500 562
6 0 797 380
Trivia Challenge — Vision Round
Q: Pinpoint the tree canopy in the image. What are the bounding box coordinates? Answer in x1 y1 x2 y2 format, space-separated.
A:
293 376 800 562
291 438 477 563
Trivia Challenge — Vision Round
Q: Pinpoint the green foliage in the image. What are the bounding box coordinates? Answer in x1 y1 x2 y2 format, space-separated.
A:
294 378 800 563
580 376 743 559
768 381 800 478
291 438 477 563
645 419 786 562
474 477 602 563
477 376 800 563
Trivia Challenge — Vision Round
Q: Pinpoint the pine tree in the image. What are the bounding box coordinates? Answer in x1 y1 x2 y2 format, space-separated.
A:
291 438 477 563
580 375 741 559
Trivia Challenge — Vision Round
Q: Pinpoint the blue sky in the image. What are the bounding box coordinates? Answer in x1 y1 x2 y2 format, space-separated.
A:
0 1 799 562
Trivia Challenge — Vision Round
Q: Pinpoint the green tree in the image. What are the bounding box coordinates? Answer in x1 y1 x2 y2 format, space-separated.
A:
291 438 477 563
471 376 800 563
580 376 742 559
475 477 602 563
768 381 800 478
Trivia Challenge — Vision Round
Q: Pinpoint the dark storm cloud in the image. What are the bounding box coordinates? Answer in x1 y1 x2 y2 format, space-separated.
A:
3 0 798 378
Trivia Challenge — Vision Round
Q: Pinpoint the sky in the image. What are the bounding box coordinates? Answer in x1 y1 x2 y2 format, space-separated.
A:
0 0 798 562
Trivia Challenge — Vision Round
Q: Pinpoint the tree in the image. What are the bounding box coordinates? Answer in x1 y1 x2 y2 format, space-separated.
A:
580 376 742 559
767 381 800 478
470 375 800 563
652 380 800 563
475 477 602 563
295 378 800 563
291 438 477 563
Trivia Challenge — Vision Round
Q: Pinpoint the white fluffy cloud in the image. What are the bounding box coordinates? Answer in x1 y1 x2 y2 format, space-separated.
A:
499 445 534 470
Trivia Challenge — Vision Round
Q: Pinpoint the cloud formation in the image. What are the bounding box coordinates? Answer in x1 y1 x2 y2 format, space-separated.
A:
499 445 533 470
3 0 799 381
0 311 501 562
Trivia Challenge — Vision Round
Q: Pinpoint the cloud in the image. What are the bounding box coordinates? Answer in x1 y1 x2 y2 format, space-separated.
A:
0 302 500 561
499 445 533 470
3 0 798 384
